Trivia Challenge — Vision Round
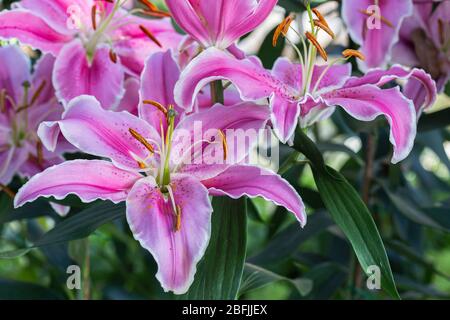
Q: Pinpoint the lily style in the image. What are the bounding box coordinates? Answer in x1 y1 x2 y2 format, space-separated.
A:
0 45 66 188
175 8 437 164
0 0 181 107
391 0 450 95
14 89 306 294
342 0 413 70
166 0 277 59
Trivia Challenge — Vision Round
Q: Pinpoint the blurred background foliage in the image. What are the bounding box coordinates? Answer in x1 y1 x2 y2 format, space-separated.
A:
0 0 449 300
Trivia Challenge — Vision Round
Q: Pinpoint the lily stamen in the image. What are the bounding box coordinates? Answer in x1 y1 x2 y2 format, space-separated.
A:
217 129 228 161
143 99 168 116
139 0 171 17
175 205 182 232
0 183 15 199
36 140 44 166
305 31 328 61
109 49 118 63
358 9 394 28
29 80 46 107
139 25 163 48
342 49 365 61
129 128 155 153
91 5 97 31
273 15 294 47
312 8 330 29
0 89 6 113
313 19 335 39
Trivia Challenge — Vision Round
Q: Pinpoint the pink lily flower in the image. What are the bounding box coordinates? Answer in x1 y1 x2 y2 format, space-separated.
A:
342 0 413 70
139 49 243 133
174 47 436 163
392 1 450 95
14 90 306 293
0 0 181 107
165 0 277 57
0 45 66 186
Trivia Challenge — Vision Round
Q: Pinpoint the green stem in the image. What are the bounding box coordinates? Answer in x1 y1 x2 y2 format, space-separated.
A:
210 80 224 105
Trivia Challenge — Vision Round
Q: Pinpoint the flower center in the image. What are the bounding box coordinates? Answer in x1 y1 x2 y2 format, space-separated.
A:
1 81 46 166
272 4 365 98
80 0 165 64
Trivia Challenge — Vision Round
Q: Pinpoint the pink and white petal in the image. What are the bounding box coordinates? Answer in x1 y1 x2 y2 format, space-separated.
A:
310 64 352 94
428 1 450 49
38 120 62 152
53 40 124 108
173 102 269 173
175 48 297 111
298 94 336 128
322 84 417 164
14 159 141 208
216 0 278 49
0 147 28 185
113 17 182 76
272 57 303 90
31 53 56 106
165 0 212 47
269 94 300 144
139 50 182 132
15 0 90 35
50 202 71 217
116 77 140 115
28 101 64 131
344 65 437 112
0 45 31 103
202 165 306 226
56 95 160 171
0 9 72 55
126 174 212 294
342 0 413 70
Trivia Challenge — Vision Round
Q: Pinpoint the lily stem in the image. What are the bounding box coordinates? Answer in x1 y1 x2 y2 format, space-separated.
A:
210 80 224 105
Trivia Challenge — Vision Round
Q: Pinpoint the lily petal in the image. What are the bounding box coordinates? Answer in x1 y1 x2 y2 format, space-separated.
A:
113 17 182 76
269 94 300 144
172 102 270 179
0 45 31 103
40 95 160 171
0 9 71 55
202 165 306 226
166 0 276 49
344 65 437 113
342 0 413 70
16 0 90 35
53 40 124 108
139 50 183 133
14 159 141 207
322 84 417 164
175 48 297 112
126 174 212 294
31 53 56 106
116 77 140 115
0 147 28 185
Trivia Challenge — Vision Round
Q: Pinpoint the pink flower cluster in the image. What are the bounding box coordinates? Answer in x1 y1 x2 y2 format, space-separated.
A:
0 0 440 294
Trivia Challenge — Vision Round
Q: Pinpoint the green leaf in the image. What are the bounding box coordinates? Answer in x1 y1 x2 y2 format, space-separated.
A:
0 199 55 225
418 108 450 132
258 26 285 69
0 201 125 258
249 211 333 266
379 182 446 231
180 197 247 300
386 240 450 281
239 263 313 297
0 279 64 299
292 129 400 299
